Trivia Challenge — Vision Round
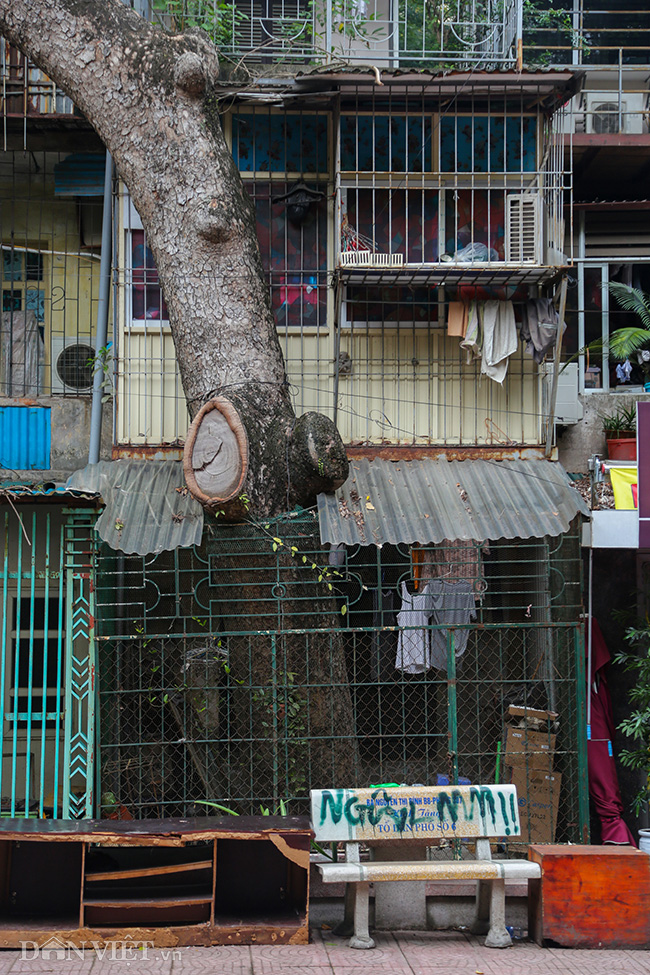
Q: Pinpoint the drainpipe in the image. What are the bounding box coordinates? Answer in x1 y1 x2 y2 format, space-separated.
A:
88 150 113 465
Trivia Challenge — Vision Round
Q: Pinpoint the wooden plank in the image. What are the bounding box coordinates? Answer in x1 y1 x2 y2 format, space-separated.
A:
529 845 650 948
0 816 311 845
83 894 213 909
0 918 309 948
85 860 213 882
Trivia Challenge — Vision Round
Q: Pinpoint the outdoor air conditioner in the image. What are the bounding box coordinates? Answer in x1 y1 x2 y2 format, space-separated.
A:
585 92 648 135
542 361 583 425
505 193 542 264
50 335 95 394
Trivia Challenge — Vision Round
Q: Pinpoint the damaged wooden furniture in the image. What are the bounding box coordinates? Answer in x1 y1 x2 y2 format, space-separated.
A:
310 785 540 949
0 816 312 947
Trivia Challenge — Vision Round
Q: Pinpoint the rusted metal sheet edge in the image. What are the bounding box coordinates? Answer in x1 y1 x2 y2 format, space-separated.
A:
0 922 309 949
345 445 554 461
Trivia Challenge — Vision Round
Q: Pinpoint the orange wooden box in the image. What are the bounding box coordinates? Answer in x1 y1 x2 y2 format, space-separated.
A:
528 844 650 948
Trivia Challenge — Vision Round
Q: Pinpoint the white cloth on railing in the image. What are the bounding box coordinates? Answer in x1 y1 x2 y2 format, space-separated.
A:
395 581 433 674
480 300 517 384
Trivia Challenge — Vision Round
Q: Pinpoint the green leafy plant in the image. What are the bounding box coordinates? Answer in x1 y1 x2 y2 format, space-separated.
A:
194 798 290 816
607 283 650 379
87 343 114 403
614 623 650 816
152 0 249 49
599 404 637 438
522 0 587 66
278 0 381 53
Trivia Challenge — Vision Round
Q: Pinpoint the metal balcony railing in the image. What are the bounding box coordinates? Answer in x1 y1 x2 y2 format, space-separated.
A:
560 86 650 136
144 0 523 67
1 40 74 120
523 2 650 66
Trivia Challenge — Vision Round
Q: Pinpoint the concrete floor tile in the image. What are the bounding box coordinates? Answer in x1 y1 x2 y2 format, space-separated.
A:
252 967 333 975
250 945 330 961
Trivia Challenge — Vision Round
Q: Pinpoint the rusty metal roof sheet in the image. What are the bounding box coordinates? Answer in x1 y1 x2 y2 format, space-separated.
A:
317 457 589 547
66 460 203 555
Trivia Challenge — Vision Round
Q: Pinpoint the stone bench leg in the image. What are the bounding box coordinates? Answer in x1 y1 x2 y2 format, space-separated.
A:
334 883 355 938
470 879 491 935
485 878 512 948
349 881 375 950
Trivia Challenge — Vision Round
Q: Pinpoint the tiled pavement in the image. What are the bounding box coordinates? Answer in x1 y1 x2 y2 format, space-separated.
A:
1 929 648 975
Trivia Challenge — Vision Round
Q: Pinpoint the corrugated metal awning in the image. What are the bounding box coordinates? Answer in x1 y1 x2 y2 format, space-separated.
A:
317 457 589 547
67 460 203 555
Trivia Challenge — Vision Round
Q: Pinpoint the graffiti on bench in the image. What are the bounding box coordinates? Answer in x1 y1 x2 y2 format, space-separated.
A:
311 785 520 842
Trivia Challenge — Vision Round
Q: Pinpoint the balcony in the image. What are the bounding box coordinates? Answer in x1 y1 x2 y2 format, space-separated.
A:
143 0 522 67
523 0 650 67
1 41 74 120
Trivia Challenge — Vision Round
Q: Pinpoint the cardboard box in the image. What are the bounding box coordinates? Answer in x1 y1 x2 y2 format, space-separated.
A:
509 766 562 844
507 705 558 724
504 727 556 770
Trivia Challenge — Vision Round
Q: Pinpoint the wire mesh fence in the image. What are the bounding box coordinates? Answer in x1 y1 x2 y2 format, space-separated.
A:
96 515 587 845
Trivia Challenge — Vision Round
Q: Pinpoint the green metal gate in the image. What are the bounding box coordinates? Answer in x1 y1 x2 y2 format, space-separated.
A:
0 504 96 818
96 515 588 844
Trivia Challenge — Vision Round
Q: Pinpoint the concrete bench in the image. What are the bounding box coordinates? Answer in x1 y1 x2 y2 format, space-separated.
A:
310 784 540 950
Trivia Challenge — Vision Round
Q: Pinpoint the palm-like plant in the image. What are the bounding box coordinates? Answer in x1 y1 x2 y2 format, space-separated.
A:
608 283 650 376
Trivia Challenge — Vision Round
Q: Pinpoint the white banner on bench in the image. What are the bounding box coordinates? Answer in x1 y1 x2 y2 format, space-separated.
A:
311 785 521 843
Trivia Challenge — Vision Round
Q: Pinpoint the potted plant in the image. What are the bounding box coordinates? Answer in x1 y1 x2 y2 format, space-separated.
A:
613 623 650 849
600 404 637 461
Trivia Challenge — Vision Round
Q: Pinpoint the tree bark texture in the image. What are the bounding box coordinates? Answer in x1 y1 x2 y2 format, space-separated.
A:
0 0 347 516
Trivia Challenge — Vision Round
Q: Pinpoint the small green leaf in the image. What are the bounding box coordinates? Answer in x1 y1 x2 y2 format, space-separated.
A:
341 605 347 616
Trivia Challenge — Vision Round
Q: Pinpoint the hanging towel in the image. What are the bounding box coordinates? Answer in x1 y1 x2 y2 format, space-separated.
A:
460 301 482 362
427 579 477 673
447 301 468 337
395 581 433 674
480 300 518 384
520 298 561 364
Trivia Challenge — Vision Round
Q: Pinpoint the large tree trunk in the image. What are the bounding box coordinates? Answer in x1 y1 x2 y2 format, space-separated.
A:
0 0 357 803
0 0 347 516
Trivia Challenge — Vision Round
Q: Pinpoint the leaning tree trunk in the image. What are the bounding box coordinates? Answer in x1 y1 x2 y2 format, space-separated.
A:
0 0 348 515
0 0 357 801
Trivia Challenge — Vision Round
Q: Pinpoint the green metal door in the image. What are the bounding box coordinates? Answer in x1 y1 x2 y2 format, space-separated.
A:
0 504 96 818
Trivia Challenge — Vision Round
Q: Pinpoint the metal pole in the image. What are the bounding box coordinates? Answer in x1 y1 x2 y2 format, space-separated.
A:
587 546 593 732
447 630 458 784
88 151 113 465
544 275 569 458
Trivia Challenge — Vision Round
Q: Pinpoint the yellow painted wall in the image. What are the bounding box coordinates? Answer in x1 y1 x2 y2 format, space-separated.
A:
1 174 102 392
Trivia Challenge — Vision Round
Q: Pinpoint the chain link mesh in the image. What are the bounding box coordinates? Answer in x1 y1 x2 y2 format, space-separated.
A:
97 515 586 845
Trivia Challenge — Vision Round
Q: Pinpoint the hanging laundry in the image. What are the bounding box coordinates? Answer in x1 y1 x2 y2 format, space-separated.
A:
427 579 477 672
395 580 433 674
616 359 633 383
480 300 517 383
520 298 562 364
447 301 468 337
460 301 482 362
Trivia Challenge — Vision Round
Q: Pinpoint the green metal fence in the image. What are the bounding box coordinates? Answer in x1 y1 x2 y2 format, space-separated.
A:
96 515 587 844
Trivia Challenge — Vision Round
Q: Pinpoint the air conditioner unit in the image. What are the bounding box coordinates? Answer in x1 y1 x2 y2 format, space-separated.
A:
50 335 95 394
542 361 583 425
585 92 648 135
505 193 542 264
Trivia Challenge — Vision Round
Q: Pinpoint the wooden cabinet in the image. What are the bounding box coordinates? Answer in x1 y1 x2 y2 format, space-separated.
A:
528 844 650 949
0 817 312 947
